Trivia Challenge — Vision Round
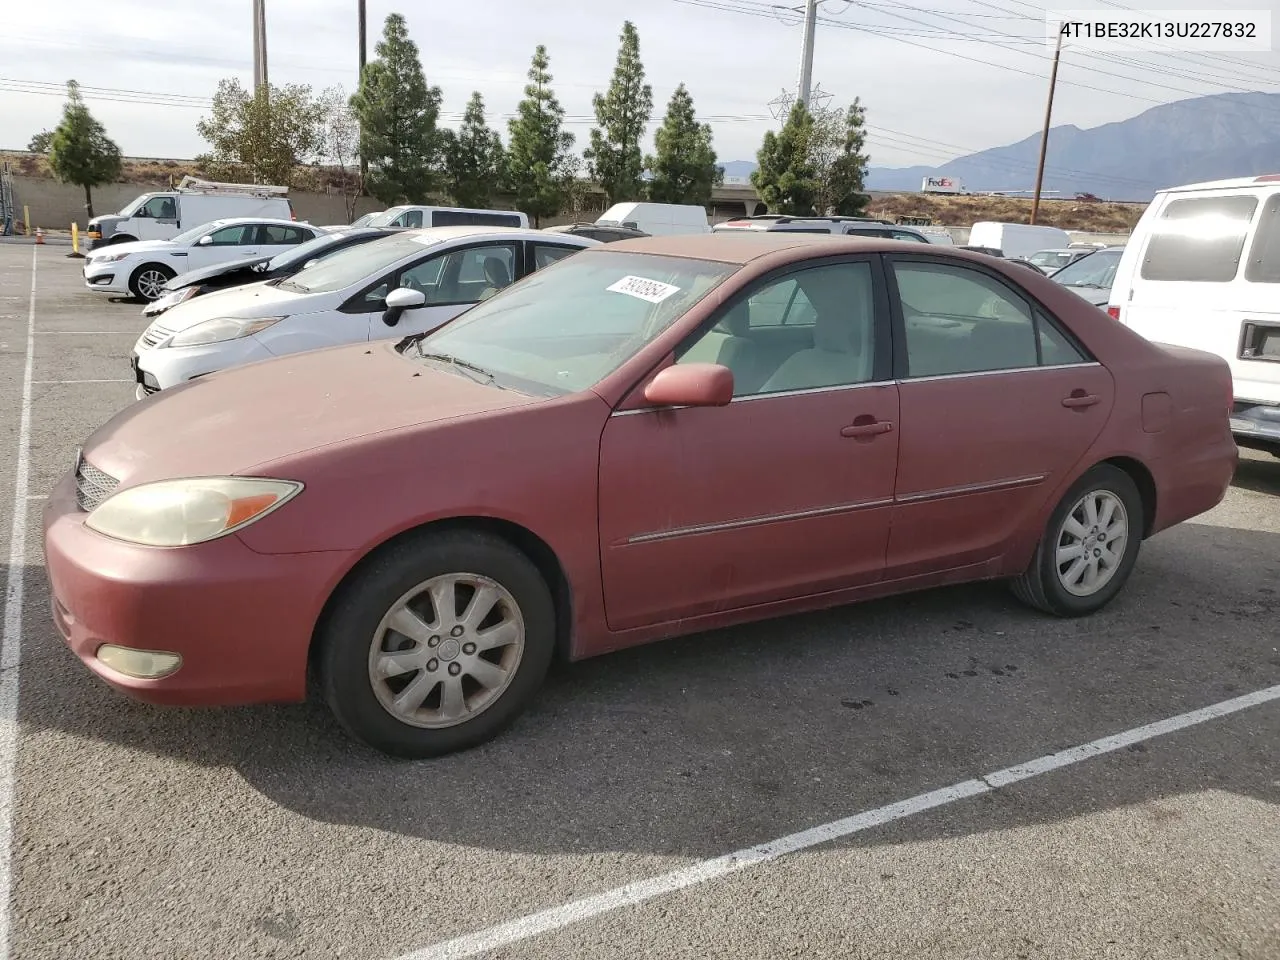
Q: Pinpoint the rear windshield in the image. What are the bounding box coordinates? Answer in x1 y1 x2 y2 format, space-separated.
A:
1245 193 1280 283
431 211 523 228
1140 194 1257 282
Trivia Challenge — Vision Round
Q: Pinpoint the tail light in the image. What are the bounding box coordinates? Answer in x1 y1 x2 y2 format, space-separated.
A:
1106 306 1121 320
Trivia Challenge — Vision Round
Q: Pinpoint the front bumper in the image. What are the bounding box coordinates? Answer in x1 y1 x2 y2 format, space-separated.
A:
41 469 347 706
1230 400 1280 453
82 261 130 294
132 336 277 396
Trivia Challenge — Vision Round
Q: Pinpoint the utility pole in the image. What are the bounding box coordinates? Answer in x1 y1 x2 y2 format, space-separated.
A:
795 0 818 108
252 0 268 92
1030 26 1063 225
358 0 368 184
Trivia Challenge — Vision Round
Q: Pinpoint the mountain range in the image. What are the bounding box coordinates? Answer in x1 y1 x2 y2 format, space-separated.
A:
722 92 1280 201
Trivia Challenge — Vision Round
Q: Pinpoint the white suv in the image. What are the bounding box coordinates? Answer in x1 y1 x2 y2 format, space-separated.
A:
712 215 943 243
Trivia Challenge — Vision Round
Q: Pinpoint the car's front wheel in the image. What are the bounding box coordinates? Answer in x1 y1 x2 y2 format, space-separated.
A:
317 529 556 759
129 263 175 302
1011 464 1144 617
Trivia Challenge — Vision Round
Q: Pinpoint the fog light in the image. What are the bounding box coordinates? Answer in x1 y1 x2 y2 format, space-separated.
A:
96 644 182 679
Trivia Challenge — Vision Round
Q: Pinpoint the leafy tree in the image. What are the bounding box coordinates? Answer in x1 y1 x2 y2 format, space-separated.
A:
751 101 817 215
350 12 444 205
441 92 505 209
584 21 652 205
46 81 123 220
27 130 54 154
196 78 324 186
645 83 721 205
505 45 578 227
318 86 363 222
814 98 871 216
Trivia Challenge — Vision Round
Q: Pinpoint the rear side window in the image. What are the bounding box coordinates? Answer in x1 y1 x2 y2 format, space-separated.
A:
1244 194 1280 283
1140 194 1257 282
430 211 523 228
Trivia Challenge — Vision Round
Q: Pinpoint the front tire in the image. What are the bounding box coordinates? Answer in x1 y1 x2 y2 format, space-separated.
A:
129 263 175 302
317 529 556 759
1011 464 1143 617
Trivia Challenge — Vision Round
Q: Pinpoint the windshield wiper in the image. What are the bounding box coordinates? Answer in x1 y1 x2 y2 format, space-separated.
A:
413 344 499 386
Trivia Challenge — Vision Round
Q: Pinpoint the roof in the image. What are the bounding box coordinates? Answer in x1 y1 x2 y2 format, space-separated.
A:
598 231 968 265
200 216 312 229
398 225 596 244
1153 174 1280 193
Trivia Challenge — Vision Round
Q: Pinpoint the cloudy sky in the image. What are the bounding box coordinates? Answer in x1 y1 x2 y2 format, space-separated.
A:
3 0 1279 180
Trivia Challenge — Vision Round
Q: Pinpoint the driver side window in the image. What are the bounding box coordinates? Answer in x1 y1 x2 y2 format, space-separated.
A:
138 196 176 219
207 225 255 245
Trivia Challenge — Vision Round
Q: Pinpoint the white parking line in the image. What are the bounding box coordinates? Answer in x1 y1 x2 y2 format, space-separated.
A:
35 331 128 336
0 246 38 960
32 379 131 385
396 682 1280 960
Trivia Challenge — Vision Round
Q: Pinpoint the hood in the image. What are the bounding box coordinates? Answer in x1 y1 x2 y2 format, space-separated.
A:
1061 284 1111 306
89 214 124 228
166 255 270 290
148 281 310 331
80 340 540 486
88 239 174 258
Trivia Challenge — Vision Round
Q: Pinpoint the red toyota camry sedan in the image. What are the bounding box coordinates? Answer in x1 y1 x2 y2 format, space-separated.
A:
43 234 1238 758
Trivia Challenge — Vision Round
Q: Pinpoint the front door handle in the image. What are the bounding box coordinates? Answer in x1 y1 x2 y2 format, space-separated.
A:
841 418 894 438
1062 392 1099 409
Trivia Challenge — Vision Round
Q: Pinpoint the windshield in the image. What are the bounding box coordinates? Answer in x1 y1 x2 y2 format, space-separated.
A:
350 212 381 228
366 206 411 227
1049 249 1123 288
1030 250 1076 269
407 249 738 396
116 194 154 217
267 231 355 271
281 233 436 294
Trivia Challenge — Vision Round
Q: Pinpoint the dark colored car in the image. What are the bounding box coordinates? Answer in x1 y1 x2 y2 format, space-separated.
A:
46 234 1236 758
543 222 651 243
142 227 401 317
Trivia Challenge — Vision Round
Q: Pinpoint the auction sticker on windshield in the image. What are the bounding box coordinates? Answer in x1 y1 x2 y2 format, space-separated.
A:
606 275 681 303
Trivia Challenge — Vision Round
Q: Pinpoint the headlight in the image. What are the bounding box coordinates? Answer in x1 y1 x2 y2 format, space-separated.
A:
93 252 131 263
84 477 303 546
167 316 285 348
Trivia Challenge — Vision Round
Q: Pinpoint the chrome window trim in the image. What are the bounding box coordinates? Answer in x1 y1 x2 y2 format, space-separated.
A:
609 379 894 416
898 361 1101 384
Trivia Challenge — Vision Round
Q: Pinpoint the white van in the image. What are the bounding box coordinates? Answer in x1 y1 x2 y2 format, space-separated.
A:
368 206 529 229
967 221 1072 259
86 177 292 250
1107 174 1280 456
597 202 711 236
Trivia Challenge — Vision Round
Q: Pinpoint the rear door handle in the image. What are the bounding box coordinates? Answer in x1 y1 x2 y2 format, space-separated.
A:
841 420 894 438
1061 393 1099 409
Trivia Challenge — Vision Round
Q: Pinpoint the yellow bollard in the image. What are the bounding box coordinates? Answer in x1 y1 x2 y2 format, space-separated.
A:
22 206 30 237
71 222 79 255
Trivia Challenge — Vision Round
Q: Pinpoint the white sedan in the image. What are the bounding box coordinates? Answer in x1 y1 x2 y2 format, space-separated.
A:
83 217 326 302
129 225 600 399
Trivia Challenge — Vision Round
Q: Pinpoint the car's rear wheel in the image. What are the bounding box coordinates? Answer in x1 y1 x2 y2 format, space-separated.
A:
1011 464 1143 617
317 529 556 759
129 263 175 302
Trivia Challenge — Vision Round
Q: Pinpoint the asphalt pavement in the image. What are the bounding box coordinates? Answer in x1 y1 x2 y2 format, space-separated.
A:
0 243 1276 960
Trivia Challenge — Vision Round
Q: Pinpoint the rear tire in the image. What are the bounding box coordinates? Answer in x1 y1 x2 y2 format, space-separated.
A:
317 529 556 759
1011 464 1143 617
129 263 175 302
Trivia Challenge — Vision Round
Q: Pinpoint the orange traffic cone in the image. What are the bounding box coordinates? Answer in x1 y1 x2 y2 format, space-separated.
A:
34 227 44 245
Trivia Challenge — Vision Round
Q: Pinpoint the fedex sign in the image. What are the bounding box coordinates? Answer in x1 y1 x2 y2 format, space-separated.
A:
922 176 963 194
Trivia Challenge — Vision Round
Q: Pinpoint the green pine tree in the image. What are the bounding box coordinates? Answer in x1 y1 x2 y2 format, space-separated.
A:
505 45 578 227
349 13 444 205
441 92 505 209
828 98 872 216
584 21 653 205
751 101 818 216
47 80 123 220
645 84 721 206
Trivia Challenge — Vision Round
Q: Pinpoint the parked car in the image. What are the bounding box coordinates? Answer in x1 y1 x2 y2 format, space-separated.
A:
597 201 711 236
142 227 401 318
83 217 325 302
543 222 651 243
1108 173 1280 456
1028 247 1092 274
714 215 938 243
1047 247 1124 306
50 234 1237 758
85 176 292 251
968 222 1072 259
128 225 599 398
367 205 530 229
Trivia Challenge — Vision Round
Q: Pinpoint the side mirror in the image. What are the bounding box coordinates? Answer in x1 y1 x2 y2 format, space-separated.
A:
197 235 213 246
303 258 319 269
643 363 734 409
382 286 427 326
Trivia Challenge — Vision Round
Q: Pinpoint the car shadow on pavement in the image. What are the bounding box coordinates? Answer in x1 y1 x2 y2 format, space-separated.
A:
1231 452 1280 497
15 517 1280 861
